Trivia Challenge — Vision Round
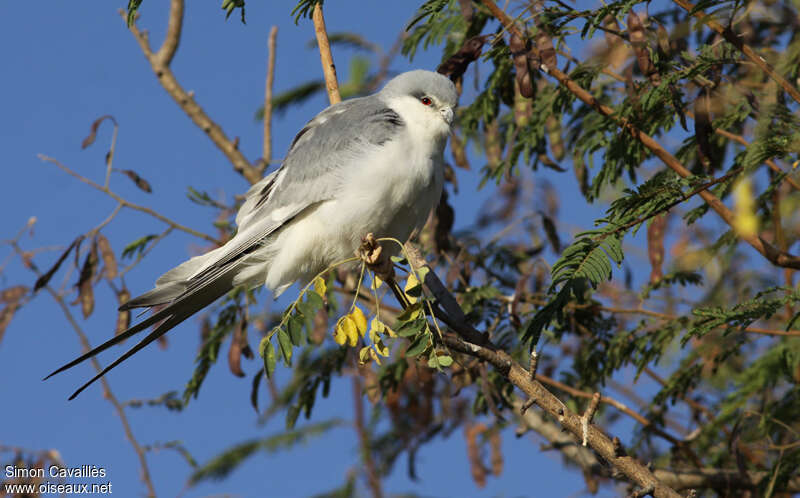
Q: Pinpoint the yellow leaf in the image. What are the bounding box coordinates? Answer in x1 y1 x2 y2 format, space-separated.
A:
374 340 389 357
369 318 385 343
342 316 358 347
351 307 368 337
358 346 371 365
404 272 419 303
369 347 381 365
732 178 758 238
333 320 347 346
313 276 327 297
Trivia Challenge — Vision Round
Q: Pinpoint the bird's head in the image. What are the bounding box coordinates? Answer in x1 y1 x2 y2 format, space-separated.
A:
380 70 458 135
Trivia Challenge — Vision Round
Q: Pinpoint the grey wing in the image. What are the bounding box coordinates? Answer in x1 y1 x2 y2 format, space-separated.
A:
215 95 406 269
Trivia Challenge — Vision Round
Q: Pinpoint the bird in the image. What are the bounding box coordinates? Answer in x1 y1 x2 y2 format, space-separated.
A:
45 69 459 399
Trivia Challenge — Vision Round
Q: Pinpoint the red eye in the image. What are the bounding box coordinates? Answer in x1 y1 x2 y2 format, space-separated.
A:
420 96 432 106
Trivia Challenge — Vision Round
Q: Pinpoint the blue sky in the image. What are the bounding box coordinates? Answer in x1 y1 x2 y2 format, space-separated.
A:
0 1 635 497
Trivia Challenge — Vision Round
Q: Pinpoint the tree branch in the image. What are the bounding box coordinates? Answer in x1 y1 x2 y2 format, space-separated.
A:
440 333 681 498
262 26 278 170
312 3 341 105
38 154 218 244
120 3 262 185
10 240 157 497
672 0 800 106
479 0 800 270
513 399 800 493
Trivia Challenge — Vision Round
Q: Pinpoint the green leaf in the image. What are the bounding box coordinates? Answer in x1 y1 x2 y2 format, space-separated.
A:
277 327 293 367
121 234 158 260
260 338 276 379
405 333 429 357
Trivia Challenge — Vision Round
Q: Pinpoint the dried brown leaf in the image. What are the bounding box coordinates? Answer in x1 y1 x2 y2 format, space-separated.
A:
228 328 245 378
1 286 28 304
0 303 20 345
33 236 83 291
81 115 115 149
96 233 117 281
119 169 152 193
541 213 561 253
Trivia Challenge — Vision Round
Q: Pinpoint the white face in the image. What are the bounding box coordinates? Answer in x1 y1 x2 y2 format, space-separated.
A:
413 92 453 127
415 93 455 126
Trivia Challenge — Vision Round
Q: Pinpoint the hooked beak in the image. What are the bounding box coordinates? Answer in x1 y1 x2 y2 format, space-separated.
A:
440 106 454 125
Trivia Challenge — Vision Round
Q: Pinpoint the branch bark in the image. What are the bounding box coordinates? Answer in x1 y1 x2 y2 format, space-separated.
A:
121 1 262 185
262 26 278 170
514 399 800 493
479 0 800 270
312 2 341 105
440 333 681 497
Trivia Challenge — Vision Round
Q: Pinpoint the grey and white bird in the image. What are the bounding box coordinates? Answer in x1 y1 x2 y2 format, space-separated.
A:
46 69 458 399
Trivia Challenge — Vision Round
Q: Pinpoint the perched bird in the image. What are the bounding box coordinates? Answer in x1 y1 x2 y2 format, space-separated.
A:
46 70 458 399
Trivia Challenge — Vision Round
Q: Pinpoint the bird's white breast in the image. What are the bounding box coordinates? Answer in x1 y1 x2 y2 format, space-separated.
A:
257 98 449 293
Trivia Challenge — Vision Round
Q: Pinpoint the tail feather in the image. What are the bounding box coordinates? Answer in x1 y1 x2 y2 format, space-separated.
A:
45 264 238 399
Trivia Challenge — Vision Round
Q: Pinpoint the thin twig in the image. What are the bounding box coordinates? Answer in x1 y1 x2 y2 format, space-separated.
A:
10 242 157 497
262 26 278 171
440 333 682 498
120 3 261 185
312 3 341 105
672 0 800 106
38 154 217 244
352 371 383 498
480 0 800 271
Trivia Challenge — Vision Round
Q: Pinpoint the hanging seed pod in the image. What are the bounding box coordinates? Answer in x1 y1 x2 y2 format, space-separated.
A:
485 119 502 169
489 430 503 476
437 35 489 82
694 91 714 171
115 288 131 338
450 131 470 170
628 10 661 86
546 115 565 161
510 32 534 98
74 238 99 319
513 79 533 127
536 28 557 70
96 233 117 281
647 214 667 284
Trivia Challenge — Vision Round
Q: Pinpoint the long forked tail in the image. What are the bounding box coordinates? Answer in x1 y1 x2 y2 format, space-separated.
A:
44 266 236 400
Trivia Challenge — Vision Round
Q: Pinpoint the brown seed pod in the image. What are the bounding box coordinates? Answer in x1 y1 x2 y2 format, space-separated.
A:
628 10 660 85
536 29 557 70
510 32 534 98
96 233 117 281
115 288 131 338
648 213 668 284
